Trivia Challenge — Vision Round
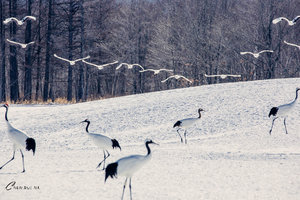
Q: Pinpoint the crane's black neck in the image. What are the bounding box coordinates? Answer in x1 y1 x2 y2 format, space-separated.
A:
4 106 8 121
295 89 299 101
85 121 90 133
145 141 152 155
198 110 201 118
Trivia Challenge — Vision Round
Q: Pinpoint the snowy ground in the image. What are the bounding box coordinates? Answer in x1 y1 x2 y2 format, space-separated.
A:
0 78 300 200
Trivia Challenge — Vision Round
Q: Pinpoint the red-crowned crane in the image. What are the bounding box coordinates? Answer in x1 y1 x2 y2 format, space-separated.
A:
3 16 36 25
240 50 273 58
0 104 36 173
105 139 158 200
173 108 204 144
81 119 121 170
268 88 300 134
272 16 300 26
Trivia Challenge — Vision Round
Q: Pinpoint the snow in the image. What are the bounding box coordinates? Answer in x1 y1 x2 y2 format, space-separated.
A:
0 78 300 200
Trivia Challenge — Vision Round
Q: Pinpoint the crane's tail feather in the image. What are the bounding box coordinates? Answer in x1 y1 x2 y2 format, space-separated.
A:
268 107 278 118
173 121 181 128
105 162 118 182
26 138 36 155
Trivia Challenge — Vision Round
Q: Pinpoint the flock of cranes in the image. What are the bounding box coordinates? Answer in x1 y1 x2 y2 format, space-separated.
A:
3 16 36 49
2 14 300 86
1 13 300 200
239 15 300 60
1 86 299 199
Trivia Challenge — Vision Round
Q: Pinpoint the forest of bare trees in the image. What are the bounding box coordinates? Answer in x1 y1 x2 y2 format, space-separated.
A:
0 0 299 103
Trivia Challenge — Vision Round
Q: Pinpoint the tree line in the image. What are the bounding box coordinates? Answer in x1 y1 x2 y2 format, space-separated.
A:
0 0 299 103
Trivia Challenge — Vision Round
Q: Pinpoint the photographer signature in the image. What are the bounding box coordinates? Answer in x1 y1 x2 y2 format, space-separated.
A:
5 181 40 191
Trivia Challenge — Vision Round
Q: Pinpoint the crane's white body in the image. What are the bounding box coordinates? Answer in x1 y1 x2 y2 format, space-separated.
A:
240 50 273 58
81 119 121 169
276 99 297 118
6 39 35 49
0 104 35 172
87 132 114 150
105 140 157 200
161 75 192 83
3 16 36 25
82 60 118 70
116 63 145 71
5 122 29 150
173 109 204 144
54 54 90 65
116 154 152 177
269 88 299 134
272 16 300 26
178 117 200 128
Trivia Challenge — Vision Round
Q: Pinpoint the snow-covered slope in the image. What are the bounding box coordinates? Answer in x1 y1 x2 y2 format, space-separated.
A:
0 78 300 200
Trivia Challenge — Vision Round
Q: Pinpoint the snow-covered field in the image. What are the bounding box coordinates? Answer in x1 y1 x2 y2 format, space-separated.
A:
0 78 300 200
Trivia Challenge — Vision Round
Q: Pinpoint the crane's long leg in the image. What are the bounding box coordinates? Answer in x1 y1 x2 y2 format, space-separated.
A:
129 178 132 200
121 178 128 200
97 150 110 170
104 150 110 169
284 118 288 134
0 150 15 170
176 129 183 143
97 150 106 169
269 117 278 135
184 130 187 144
20 150 25 173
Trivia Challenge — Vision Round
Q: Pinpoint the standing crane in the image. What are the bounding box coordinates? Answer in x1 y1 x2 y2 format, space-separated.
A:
105 139 158 200
268 88 300 134
81 119 121 170
0 104 36 173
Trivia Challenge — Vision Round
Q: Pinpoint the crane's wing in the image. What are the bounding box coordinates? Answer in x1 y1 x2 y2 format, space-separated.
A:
82 60 102 69
205 74 218 77
100 61 118 68
272 17 284 24
73 55 90 62
292 15 300 23
83 60 118 70
179 75 192 83
139 69 156 73
22 16 37 22
226 74 241 78
284 40 300 48
240 51 254 55
159 69 173 73
133 64 144 70
258 50 273 54
3 17 20 24
54 54 72 62
161 76 174 83
116 63 127 70
27 41 35 45
6 39 21 46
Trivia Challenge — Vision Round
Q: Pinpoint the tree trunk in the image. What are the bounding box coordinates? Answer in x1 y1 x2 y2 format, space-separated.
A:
9 0 19 102
35 0 42 101
0 0 6 102
78 0 85 101
67 0 74 102
24 0 32 101
43 0 53 101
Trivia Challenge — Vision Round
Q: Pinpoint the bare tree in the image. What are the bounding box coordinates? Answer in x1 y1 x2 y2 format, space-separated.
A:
9 0 19 102
0 0 7 102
